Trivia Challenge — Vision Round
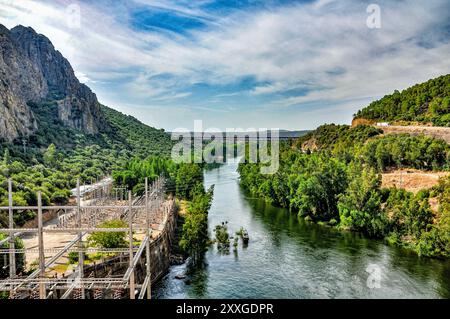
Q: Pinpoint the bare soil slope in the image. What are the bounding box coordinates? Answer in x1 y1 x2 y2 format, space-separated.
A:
381 169 449 193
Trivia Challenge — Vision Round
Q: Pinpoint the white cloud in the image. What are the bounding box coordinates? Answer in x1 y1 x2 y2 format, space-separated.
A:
0 0 449 130
74 71 92 84
133 0 216 20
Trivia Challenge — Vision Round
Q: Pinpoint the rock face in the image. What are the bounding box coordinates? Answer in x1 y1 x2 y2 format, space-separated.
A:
0 25 42 140
0 24 107 141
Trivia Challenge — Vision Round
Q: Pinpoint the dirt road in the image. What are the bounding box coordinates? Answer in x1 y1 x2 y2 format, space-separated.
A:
380 125 450 143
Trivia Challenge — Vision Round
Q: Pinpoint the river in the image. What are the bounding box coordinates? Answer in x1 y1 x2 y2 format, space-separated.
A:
153 160 450 299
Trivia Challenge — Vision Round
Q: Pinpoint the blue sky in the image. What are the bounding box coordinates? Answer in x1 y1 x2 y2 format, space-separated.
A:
1 0 450 131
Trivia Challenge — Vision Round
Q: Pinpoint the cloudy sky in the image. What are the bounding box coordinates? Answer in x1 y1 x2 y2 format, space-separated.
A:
1 0 449 131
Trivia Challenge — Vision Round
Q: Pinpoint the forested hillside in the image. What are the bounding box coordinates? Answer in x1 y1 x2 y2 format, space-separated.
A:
239 74 450 258
0 102 173 227
0 96 173 229
101 105 172 158
354 74 450 126
0 24 175 228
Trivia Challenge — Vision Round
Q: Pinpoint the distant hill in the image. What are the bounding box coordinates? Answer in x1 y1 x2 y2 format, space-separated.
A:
354 74 450 126
294 124 382 152
278 130 310 139
101 105 172 158
171 130 310 140
295 75 450 152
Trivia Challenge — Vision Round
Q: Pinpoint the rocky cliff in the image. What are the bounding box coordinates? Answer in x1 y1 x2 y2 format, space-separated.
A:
0 24 107 142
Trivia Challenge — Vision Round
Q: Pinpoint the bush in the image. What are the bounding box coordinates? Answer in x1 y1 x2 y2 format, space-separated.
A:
416 227 450 258
68 251 87 264
88 220 128 249
0 234 25 278
51 191 69 204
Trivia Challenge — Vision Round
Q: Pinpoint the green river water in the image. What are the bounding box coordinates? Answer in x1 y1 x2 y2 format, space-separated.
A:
154 161 450 299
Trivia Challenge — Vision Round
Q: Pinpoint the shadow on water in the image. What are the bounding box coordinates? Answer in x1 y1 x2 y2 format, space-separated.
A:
184 260 209 299
154 162 450 299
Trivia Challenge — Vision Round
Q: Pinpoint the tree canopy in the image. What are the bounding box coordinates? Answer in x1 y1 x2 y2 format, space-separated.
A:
354 74 450 126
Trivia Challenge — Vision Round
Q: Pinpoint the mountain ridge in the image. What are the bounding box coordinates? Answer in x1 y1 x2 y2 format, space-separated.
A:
0 24 107 142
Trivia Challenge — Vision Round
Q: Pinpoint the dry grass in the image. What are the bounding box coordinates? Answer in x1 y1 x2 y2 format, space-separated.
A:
381 172 443 213
381 169 449 194
49 263 70 274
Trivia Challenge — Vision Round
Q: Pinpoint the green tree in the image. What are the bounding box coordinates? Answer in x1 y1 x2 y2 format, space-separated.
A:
179 186 214 262
0 234 25 278
51 191 69 204
416 176 450 257
338 163 384 236
405 194 433 239
88 220 128 249
176 164 203 200
43 144 57 168
292 155 347 220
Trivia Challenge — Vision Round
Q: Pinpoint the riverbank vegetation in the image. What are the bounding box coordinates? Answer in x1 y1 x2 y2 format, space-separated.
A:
238 125 450 258
179 186 214 262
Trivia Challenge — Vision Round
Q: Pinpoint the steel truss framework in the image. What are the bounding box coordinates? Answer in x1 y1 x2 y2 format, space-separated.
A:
0 176 173 299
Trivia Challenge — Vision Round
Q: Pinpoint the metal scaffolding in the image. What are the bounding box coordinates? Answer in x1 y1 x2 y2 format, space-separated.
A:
0 176 173 299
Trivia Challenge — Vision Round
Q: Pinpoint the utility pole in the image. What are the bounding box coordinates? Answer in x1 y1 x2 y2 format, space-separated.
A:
22 139 27 154
38 192 46 299
76 179 85 299
128 191 136 299
8 180 16 285
145 177 152 299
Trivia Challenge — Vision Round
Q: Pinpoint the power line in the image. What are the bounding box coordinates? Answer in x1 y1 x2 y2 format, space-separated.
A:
0 176 175 300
